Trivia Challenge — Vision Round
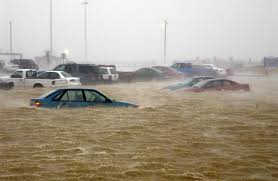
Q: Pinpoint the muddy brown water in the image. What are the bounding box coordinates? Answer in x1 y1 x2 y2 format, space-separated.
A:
0 76 277 181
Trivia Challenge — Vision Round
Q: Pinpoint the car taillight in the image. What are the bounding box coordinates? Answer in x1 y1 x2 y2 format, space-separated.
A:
36 102 42 107
32 101 42 107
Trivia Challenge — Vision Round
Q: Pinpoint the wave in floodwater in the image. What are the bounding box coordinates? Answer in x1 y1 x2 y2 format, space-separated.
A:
0 76 278 181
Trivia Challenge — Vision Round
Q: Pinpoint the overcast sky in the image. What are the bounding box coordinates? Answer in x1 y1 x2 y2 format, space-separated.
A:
1 0 277 63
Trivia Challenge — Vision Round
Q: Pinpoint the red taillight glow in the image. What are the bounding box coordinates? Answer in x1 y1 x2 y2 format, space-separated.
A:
35 102 42 107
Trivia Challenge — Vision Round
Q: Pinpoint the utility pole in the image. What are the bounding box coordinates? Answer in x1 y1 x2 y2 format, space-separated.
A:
163 20 168 64
50 0 53 56
82 0 88 62
9 21 13 61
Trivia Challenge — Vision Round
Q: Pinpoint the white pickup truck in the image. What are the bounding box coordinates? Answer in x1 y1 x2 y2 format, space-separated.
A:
0 69 81 88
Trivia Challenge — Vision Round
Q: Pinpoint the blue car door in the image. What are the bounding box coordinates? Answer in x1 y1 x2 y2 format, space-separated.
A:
57 90 89 108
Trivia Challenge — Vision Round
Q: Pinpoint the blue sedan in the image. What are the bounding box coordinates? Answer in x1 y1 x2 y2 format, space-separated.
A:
30 88 138 108
164 76 214 91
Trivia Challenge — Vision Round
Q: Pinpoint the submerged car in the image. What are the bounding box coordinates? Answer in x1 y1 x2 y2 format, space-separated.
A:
184 79 250 92
0 79 14 90
164 76 214 90
152 66 184 79
30 88 138 108
133 68 164 81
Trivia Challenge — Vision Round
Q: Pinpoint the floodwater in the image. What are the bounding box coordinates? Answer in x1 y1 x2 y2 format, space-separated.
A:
0 76 277 181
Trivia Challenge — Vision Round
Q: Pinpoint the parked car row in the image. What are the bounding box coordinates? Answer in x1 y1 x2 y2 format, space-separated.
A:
0 69 81 88
118 66 184 82
0 63 121 89
53 64 119 84
0 62 232 90
118 63 231 83
2 59 231 87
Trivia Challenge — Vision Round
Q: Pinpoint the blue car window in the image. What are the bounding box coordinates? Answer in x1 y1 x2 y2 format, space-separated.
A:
53 90 66 100
40 90 58 99
60 92 69 101
69 90 84 101
84 90 106 103
59 90 84 102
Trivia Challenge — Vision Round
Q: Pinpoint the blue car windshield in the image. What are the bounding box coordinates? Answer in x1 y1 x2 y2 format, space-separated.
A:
39 90 58 98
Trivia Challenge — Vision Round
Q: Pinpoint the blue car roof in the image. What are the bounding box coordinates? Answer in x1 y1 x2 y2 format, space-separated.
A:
56 88 97 91
38 88 108 99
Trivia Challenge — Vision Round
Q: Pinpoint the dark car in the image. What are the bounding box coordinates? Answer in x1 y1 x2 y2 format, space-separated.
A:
30 88 138 108
0 79 14 90
152 66 184 79
53 64 99 84
133 68 164 81
53 64 118 84
184 79 250 92
10 59 38 70
164 76 214 90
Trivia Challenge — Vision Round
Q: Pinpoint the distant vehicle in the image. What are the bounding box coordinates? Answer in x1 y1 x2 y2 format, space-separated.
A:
53 64 119 84
0 69 80 88
98 66 119 81
264 57 278 67
10 59 38 70
0 79 14 90
0 60 19 73
152 66 184 79
133 68 164 81
30 88 138 108
171 63 218 77
201 64 226 75
183 79 250 92
164 76 214 91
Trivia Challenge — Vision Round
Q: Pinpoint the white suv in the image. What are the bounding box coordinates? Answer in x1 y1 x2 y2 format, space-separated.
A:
99 67 119 81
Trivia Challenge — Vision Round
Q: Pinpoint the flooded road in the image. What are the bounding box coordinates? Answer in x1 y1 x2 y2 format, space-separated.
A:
0 76 278 180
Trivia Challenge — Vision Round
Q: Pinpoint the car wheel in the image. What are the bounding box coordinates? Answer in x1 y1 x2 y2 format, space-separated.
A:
33 83 43 88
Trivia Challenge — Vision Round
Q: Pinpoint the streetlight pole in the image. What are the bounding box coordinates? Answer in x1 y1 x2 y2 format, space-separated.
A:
50 0 53 56
9 21 13 61
163 20 168 64
82 0 88 62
